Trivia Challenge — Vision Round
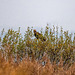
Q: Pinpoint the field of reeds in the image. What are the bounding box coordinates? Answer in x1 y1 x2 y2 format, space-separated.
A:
0 25 75 75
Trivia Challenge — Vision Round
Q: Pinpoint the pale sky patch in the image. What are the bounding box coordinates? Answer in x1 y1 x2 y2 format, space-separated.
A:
0 0 75 33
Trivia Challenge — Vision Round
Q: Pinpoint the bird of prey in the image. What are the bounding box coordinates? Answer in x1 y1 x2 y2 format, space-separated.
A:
33 30 46 41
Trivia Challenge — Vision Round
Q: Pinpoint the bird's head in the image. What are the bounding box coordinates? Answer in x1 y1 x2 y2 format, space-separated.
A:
33 29 36 33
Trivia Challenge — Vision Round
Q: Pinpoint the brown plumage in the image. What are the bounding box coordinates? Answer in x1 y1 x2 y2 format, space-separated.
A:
33 29 46 41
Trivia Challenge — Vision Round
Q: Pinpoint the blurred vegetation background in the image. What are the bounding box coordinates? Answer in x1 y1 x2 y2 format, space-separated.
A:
0 25 75 67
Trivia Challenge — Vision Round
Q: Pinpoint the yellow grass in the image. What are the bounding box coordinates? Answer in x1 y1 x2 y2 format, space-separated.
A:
0 55 75 75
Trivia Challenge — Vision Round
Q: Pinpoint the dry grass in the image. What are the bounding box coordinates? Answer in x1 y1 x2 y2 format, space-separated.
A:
0 26 75 75
0 54 75 75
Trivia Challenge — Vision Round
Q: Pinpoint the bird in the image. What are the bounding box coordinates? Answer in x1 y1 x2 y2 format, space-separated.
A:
33 29 46 41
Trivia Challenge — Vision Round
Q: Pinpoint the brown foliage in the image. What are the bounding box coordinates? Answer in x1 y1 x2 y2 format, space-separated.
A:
0 53 75 75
